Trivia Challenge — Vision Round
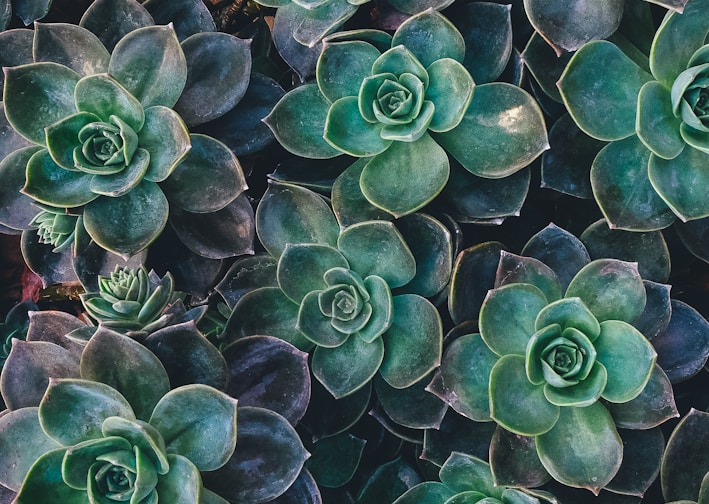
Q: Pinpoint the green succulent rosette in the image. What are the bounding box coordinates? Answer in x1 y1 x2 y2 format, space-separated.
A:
265 9 548 218
27 206 79 253
454 257 657 493
80 265 178 334
0 23 248 258
558 0 709 229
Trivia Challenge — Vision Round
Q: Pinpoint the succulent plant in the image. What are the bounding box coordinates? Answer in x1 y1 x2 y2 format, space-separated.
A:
558 0 709 230
224 180 447 399
79 265 181 334
661 408 709 504
265 8 548 217
27 206 80 253
0 21 249 258
0 0 52 30
393 452 557 504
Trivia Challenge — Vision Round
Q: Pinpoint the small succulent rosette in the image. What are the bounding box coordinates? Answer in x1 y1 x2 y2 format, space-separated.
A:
223 180 450 399
265 9 548 219
393 452 557 504
558 0 709 230
0 21 249 258
438 250 674 494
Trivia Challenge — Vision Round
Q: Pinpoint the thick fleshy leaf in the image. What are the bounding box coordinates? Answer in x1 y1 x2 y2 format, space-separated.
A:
591 135 676 231
536 402 622 494
425 59 474 133
21 229 78 289
311 332 384 398
580 219 671 283
428 333 496 421
149 385 237 471
317 40 381 103
214 254 277 309
74 74 144 132
632 280 672 341
222 335 309 425
13 449 85 503
100 416 169 474
606 364 678 429
292 0 359 48
0 340 80 410
174 32 251 126
495 251 562 303
83 180 168 257
452 2 512 85
391 482 457 504
0 146 44 230
395 213 452 297
489 427 551 489
256 180 339 259
79 0 155 52
439 451 499 497
480 283 548 357
372 45 429 86
38 378 135 446
23 150 98 207
636 81 684 160
193 72 284 156
435 83 548 178
448 242 506 325
297 290 350 348
45 112 101 170
144 322 228 389
135 106 189 182
0 29 34 95
337 220 416 287
523 32 571 103
374 372 447 429
108 25 187 109
89 148 150 197
271 4 322 81
155 454 201 504
391 9 465 68
143 0 216 39
161 134 245 213
61 436 133 490
0 407 61 492
302 378 370 441
542 362 607 407
4 62 80 144
521 223 590 292
661 408 709 502
202 406 309 503
169 194 255 260
81 327 170 420
324 96 391 156
277 243 348 303
356 457 422 504
379 295 442 389
263 84 341 159
652 299 709 383
605 427 665 497
306 432 366 488
489 355 559 436
559 41 652 141
524 0 623 53
421 409 498 467
534 298 600 342
565 259 646 323
650 0 709 86
33 23 110 77
225 287 311 351
266 469 320 504
359 133 449 217
649 146 709 221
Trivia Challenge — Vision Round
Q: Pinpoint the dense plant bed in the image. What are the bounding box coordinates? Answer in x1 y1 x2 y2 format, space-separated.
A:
0 0 708 503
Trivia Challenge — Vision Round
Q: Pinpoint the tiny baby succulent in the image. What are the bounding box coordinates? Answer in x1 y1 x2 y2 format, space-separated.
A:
392 452 557 504
265 8 548 218
0 21 249 258
558 0 709 230
27 206 79 253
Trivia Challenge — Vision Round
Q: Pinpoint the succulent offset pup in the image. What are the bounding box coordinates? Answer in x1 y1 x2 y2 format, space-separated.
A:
558 0 709 230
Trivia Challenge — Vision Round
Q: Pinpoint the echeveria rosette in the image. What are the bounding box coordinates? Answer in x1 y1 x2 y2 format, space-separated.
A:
471 258 657 493
266 9 548 218
28 206 79 253
80 265 179 335
558 0 709 229
0 23 248 258
0 378 237 504
392 452 557 504
276 222 443 399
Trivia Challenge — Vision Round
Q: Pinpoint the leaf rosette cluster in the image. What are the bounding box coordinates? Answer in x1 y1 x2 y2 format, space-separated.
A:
559 0 709 229
0 22 248 257
265 9 548 218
